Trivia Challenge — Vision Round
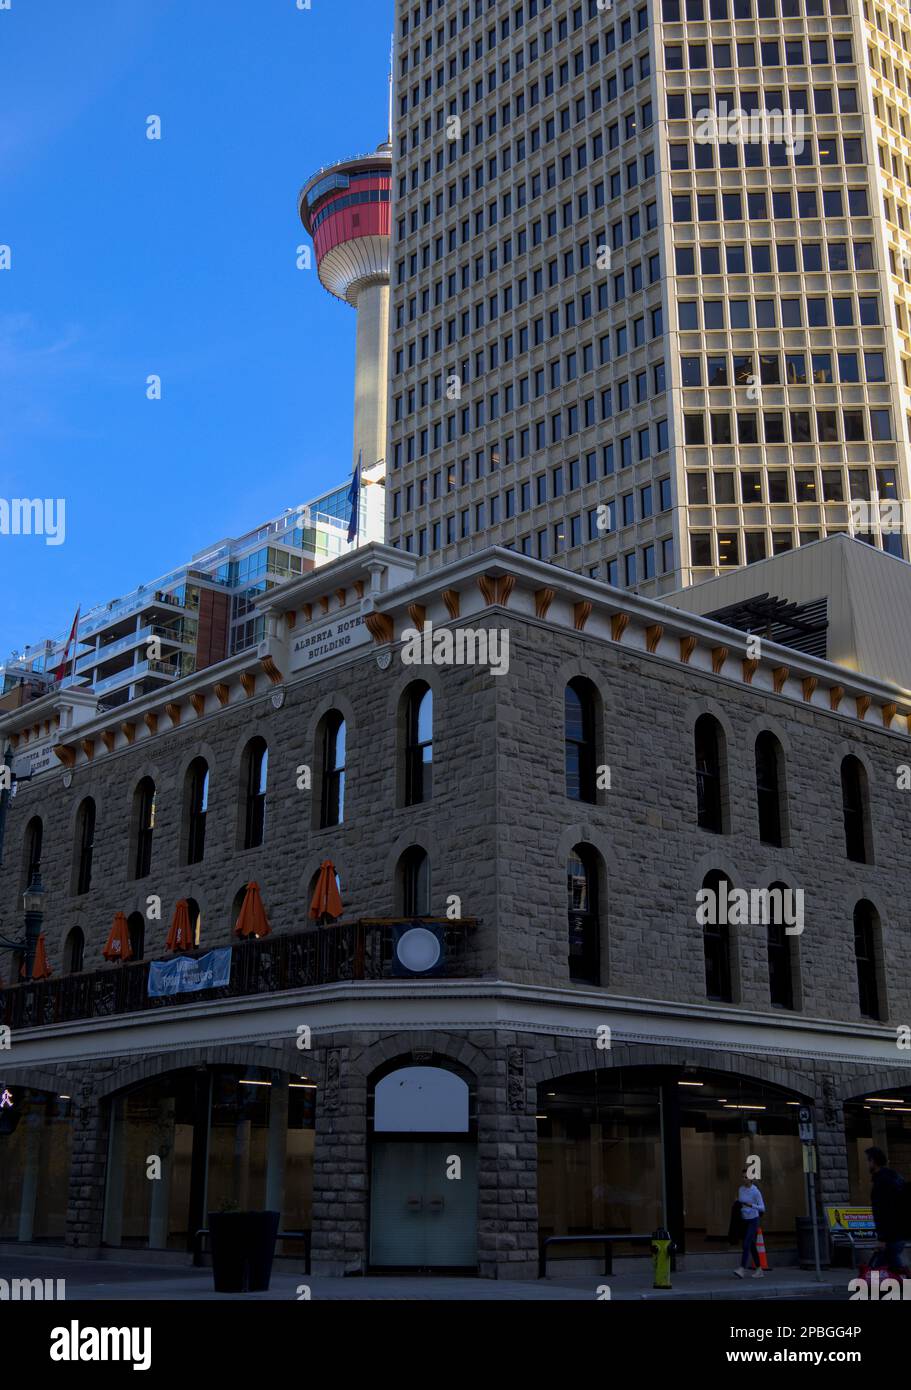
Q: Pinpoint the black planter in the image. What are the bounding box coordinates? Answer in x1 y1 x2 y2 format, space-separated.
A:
208 1210 281 1293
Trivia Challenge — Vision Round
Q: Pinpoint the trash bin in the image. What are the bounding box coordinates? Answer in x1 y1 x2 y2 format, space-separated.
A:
209 1210 281 1292
795 1216 830 1269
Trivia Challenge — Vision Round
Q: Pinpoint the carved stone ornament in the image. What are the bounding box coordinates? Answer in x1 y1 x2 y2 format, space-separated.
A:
507 1046 525 1112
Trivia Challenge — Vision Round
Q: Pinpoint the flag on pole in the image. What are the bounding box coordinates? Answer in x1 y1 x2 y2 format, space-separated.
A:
347 452 361 544
54 608 80 684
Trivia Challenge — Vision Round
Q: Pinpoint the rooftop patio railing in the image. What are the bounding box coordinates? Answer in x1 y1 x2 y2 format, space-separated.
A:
0 918 478 1029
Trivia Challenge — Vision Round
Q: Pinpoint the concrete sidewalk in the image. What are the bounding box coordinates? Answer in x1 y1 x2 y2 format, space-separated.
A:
0 1250 850 1301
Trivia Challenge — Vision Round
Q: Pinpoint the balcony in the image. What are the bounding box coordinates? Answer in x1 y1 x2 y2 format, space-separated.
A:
0 919 478 1029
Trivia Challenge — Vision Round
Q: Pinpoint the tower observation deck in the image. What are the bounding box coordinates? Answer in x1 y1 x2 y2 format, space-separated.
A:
299 144 392 476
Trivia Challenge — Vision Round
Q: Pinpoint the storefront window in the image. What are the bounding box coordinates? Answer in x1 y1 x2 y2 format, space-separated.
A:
0 1088 72 1243
845 1089 911 1203
538 1067 806 1256
102 1066 314 1253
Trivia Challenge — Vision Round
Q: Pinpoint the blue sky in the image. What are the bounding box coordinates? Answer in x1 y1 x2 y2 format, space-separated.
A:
0 0 392 655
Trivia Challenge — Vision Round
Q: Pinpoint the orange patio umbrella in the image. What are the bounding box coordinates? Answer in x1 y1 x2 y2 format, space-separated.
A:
31 934 52 980
309 860 343 924
166 899 194 952
234 881 271 939
103 911 133 962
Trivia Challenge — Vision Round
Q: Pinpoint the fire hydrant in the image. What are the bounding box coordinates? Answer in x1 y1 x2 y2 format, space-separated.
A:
651 1227 674 1289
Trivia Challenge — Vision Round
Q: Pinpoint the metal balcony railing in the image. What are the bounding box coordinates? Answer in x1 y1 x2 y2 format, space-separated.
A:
0 919 478 1029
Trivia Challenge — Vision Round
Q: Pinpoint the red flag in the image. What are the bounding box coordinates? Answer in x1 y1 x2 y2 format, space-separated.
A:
54 608 80 684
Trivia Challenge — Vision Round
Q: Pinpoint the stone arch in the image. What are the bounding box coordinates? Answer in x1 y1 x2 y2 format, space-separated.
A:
95 1043 298 1101
529 1041 817 1103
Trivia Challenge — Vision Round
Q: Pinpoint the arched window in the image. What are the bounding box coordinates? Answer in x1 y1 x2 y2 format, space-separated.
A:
185 759 209 865
132 778 156 880
694 714 725 833
320 713 346 827
567 845 601 985
841 756 872 863
767 881 796 1010
755 732 785 846
404 683 433 806
565 678 597 802
74 798 96 895
64 926 85 974
22 816 43 890
854 900 882 1019
127 912 145 961
243 739 268 849
186 897 202 949
701 870 732 1002
399 847 431 916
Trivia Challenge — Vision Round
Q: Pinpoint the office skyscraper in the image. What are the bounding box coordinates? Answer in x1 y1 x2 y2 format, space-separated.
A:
385 0 911 595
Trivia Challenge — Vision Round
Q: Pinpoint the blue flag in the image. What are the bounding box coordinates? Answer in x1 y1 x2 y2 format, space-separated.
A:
347 453 361 543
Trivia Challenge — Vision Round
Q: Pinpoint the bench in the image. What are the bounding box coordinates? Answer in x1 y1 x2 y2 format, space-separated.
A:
539 1232 656 1278
193 1227 311 1273
824 1206 878 1268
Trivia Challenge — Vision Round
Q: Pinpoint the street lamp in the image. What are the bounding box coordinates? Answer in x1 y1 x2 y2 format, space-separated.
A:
0 869 45 981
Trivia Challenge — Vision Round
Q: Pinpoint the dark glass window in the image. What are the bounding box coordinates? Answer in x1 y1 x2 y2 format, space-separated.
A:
75 798 96 895
401 846 431 916
568 846 601 984
695 715 724 832
321 713 347 827
243 739 268 849
186 759 209 865
65 927 85 975
405 683 433 806
841 756 870 863
134 778 156 879
23 816 42 889
768 891 794 1009
702 871 732 1001
565 678 597 802
854 901 881 1019
755 733 783 845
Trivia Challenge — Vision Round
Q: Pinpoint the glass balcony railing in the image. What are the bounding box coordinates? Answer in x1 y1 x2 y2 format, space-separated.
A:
92 658 180 695
75 624 191 675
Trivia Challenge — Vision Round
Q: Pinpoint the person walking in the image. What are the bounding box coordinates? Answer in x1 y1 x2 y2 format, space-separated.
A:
866 1146 909 1277
733 1168 766 1279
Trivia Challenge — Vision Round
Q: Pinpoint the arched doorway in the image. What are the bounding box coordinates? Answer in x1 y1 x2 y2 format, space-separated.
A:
537 1065 808 1257
101 1064 315 1255
368 1063 477 1270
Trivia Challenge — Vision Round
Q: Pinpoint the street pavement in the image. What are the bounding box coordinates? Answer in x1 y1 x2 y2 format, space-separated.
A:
0 1249 853 1301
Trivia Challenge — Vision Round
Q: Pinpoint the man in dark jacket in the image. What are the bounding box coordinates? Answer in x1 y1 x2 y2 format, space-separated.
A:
866 1147 908 1276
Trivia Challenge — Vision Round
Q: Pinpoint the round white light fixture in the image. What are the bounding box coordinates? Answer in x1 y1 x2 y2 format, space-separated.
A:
395 927 442 973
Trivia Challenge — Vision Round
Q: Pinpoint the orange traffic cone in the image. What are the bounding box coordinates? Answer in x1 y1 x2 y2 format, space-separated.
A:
754 1227 770 1271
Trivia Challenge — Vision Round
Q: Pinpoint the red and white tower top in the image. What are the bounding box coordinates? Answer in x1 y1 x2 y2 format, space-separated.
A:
300 144 392 476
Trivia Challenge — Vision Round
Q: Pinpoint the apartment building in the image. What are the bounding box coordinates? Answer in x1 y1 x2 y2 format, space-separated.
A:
385 0 911 596
1 480 382 721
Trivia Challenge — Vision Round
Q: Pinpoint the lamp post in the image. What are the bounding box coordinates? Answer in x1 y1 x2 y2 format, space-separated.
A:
0 742 32 870
0 870 45 981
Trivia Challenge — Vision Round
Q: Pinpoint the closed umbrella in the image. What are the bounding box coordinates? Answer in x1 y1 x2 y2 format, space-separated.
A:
31 934 52 980
234 881 271 939
308 860 343 924
166 899 194 952
103 911 133 962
